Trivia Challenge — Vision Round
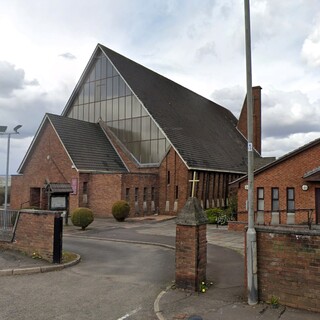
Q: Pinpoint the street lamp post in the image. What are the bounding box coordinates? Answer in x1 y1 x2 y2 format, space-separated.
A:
244 0 258 305
0 125 22 229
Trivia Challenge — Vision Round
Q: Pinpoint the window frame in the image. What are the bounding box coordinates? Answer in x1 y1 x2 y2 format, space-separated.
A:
257 187 264 211
271 187 279 211
287 187 295 212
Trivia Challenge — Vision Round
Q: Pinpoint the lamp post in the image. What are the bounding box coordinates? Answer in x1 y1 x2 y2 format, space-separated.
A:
0 125 22 229
244 0 258 305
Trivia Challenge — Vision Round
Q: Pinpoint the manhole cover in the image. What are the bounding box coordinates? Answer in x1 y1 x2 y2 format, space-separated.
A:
188 316 203 320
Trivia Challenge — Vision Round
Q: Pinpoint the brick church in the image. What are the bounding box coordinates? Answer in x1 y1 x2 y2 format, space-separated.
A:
11 44 271 217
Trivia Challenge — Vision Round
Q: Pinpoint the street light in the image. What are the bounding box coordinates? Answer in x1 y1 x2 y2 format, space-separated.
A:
0 125 22 229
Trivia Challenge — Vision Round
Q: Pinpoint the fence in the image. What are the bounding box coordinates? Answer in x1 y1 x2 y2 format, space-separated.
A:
0 209 19 242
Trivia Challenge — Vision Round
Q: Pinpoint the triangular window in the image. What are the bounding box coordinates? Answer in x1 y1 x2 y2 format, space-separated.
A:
66 49 170 164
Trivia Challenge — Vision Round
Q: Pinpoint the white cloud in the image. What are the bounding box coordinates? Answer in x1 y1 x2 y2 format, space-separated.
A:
302 20 320 67
0 0 320 173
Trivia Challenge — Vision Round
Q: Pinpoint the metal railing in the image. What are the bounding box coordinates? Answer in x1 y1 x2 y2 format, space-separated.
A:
0 209 19 231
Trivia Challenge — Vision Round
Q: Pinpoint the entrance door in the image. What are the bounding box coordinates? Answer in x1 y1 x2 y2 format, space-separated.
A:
315 188 320 224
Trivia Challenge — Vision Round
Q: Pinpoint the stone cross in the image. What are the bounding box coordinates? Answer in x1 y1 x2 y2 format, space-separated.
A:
189 171 199 198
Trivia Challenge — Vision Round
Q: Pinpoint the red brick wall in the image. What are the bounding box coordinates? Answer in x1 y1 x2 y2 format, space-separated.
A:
237 86 262 154
256 227 320 312
86 174 122 217
0 210 57 262
236 142 320 224
158 148 189 214
11 121 80 211
175 224 207 291
122 173 158 215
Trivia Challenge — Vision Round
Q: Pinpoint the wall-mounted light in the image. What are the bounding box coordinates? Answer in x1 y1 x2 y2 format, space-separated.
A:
245 184 249 190
302 185 309 191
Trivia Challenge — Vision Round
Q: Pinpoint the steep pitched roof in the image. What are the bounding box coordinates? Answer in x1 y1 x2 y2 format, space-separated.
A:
18 114 127 173
63 44 264 173
99 45 253 173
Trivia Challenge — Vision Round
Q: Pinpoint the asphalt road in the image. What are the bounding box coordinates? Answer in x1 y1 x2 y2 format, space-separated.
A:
0 237 175 320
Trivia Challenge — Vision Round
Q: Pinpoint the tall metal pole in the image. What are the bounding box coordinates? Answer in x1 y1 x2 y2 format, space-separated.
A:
244 0 258 305
3 133 11 230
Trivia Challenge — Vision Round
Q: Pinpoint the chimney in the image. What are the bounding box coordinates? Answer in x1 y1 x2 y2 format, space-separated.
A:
237 86 262 155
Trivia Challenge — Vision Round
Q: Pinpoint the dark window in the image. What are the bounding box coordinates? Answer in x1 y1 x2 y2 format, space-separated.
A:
83 182 88 194
271 188 279 211
125 188 130 202
151 187 155 201
287 188 295 212
175 185 179 200
257 187 264 211
167 171 170 185
143 187 147 201
135 188 139 202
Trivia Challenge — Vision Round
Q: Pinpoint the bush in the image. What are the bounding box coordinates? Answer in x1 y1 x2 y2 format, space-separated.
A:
205 208 224 224
205 208 230 225
71 207 94 230
112 200 130 222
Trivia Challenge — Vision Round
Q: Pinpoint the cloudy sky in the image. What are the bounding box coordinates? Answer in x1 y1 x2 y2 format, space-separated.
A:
0 0 320 175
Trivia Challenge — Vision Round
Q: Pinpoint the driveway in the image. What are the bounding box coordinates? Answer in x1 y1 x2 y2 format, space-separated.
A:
0 236 174 320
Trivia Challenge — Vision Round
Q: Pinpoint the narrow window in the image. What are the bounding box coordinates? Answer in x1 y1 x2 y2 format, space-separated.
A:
83 182 88 194
271 188 279 211
287 188 295 212
167 171 170 185
135 188 139 202
175 185 179 200
257 187 264 211
125 188 130 202
151 187 155 201
143 187 147 201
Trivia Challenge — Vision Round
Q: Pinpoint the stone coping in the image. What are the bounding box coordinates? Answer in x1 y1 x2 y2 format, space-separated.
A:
255 225 320 236
19 209 63 215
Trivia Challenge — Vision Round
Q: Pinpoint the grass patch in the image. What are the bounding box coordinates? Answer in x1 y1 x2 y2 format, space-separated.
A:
62 251 78 263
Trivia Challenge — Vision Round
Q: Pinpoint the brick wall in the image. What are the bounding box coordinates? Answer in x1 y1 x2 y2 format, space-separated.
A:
0 210 58 262
175 224 207 291
236 141 320 225
237 86 262 154
254 226 320 312
11 121 80 211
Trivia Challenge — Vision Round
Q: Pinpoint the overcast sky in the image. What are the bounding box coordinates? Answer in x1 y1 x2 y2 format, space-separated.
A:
1 0 320 175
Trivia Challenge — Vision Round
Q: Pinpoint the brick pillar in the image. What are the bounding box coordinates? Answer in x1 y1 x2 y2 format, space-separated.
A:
175 197 208 291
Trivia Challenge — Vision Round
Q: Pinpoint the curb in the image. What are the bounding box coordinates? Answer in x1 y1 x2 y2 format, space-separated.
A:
154 286 171 320
0 253 81 277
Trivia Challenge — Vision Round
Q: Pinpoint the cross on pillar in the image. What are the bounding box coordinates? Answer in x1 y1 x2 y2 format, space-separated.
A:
189 171 199 198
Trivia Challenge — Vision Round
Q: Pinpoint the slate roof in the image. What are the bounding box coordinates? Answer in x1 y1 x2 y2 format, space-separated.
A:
47 114 127 172
60 44 268 173
98 45 257 173
18 114 128 173
45 183 73 193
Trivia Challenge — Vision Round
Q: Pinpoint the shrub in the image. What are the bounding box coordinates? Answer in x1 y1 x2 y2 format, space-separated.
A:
71 207 94 230
205 208 224 224
205 208 231 225
112 200 130 222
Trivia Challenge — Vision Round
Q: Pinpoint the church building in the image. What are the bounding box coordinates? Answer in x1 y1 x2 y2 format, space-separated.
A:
10 44 271 217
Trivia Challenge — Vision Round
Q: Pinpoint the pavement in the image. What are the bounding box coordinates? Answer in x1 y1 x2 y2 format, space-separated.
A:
1 215 319 320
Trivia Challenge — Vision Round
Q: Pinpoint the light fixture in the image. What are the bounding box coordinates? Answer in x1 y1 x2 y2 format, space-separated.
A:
0 125 22 230
302 185 309 191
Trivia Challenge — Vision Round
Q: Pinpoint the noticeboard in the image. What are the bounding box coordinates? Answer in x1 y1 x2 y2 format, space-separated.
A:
50 195 67 210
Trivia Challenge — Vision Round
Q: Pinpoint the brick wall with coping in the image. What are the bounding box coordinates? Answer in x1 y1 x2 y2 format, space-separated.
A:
0 210 59 262
253 226 320 312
